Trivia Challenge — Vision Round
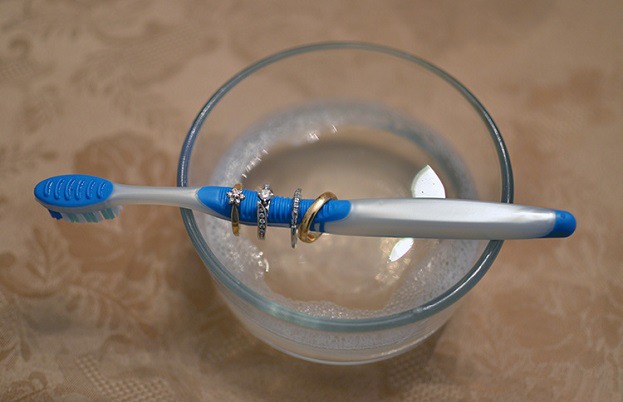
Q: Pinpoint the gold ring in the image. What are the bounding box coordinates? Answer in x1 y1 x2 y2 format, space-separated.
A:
298 191 337 243
226 183 245 236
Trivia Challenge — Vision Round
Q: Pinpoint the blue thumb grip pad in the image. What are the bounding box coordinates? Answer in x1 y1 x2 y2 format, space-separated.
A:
197 187 350 226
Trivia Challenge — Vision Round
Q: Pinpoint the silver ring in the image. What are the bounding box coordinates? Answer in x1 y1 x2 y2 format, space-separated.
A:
257 184 274 240
290 188 302 248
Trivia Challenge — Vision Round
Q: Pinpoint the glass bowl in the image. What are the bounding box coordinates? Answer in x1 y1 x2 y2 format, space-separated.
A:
178 42 512 364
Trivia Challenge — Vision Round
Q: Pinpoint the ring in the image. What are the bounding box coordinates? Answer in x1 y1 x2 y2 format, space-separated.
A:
298 192 338 243
257 184 274 240
290 188 302 248
226 183 245 236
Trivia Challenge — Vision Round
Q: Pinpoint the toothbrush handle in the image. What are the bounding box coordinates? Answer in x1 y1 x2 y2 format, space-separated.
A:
322 198 575 239
197 186 575 239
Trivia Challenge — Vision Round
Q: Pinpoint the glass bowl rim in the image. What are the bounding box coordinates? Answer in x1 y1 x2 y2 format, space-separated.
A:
177 41 513 333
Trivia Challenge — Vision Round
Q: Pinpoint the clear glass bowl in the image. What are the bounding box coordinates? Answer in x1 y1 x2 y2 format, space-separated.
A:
178 42 512 364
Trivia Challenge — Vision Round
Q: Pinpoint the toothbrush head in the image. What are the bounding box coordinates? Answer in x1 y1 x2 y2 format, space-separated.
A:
34 174 121 223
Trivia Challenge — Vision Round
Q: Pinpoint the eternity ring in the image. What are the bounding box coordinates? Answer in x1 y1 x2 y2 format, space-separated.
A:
298 191 338 244
226 183 245 236
290 188 302 248
257 184 274 240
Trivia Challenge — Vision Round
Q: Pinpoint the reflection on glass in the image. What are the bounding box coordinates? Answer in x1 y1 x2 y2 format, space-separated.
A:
389 238 414 262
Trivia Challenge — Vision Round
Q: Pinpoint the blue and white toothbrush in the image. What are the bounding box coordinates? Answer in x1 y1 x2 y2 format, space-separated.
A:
34 171 575 240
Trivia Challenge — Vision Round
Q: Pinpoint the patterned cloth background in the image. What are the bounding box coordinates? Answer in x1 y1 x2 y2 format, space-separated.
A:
1 1 621 400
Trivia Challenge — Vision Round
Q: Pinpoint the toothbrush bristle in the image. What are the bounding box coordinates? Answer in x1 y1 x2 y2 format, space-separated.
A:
48 209 63 220
48 207 122 223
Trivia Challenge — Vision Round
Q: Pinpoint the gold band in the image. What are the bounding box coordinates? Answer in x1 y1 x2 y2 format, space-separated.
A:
298 192 338 243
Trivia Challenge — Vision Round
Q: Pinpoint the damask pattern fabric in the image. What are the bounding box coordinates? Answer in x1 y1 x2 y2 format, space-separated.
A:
0 1 621 400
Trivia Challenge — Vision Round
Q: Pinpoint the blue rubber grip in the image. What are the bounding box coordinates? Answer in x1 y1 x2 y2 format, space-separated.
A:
197 186 350 227
34 174 113 208
543 210 576 238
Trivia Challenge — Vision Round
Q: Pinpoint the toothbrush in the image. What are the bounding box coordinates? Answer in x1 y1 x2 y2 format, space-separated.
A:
34 174 576 240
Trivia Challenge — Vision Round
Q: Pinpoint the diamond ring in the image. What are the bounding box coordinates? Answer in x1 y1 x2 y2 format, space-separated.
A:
257 184 274 240
226 183 245 236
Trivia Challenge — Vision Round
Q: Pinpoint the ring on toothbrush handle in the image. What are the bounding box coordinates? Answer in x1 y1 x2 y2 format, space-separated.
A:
290 188 302 248
226 183 244 236
298 192 338 243
257 184 274 240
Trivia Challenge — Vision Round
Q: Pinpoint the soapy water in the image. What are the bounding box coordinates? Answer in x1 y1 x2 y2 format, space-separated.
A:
197 102 481 319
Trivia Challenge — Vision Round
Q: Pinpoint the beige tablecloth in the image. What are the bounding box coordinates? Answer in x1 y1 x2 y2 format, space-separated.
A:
1 1 621 400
